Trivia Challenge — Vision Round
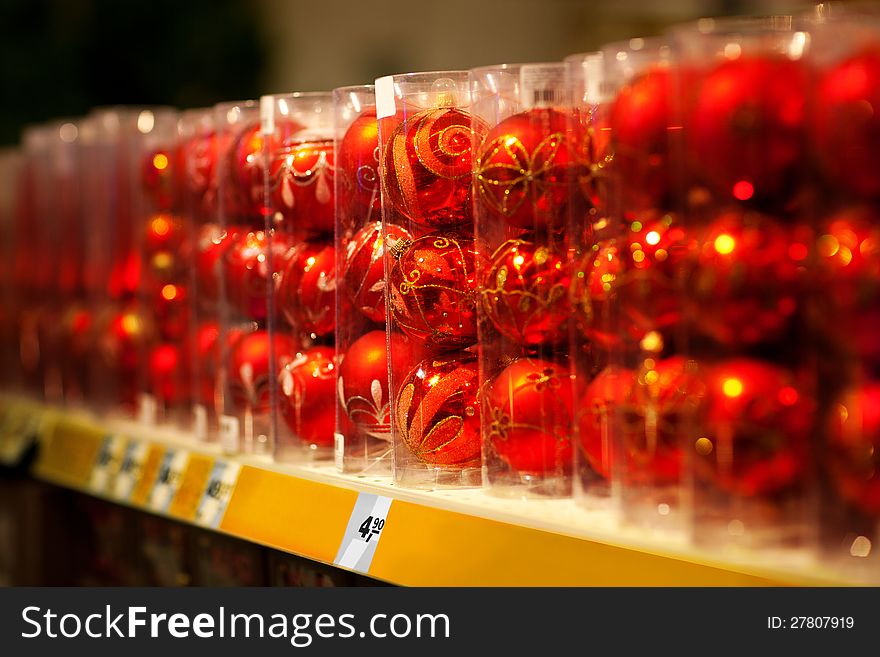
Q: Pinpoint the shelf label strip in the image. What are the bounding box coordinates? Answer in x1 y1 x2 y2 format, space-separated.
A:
334 492 393 574
194 460 242 528
147 448 190 513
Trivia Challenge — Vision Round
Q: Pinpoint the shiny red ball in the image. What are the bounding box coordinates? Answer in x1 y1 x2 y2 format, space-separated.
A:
181 129 224 220
342 221 413 323
269 137 335 235
389 233 483 348
482 238 585 346
278 346 337 448
476 107 586 230
813 49 880 199
337 109 382 223
687 56 807 203
395 352 481 466
224 229 295 321
827 382 880 518
195 223 243 303
688 209 803 347
579 366 632 480
382 107 488 229
487 357 574 475
227 330 298 414
276 240 335 338
609 66 672 210
698 359 812 497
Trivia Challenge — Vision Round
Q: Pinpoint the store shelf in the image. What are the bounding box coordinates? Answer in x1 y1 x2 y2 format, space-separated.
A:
0 395 870 587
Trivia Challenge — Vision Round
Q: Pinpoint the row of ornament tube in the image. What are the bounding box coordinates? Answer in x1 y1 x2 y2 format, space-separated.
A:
0 5 877 577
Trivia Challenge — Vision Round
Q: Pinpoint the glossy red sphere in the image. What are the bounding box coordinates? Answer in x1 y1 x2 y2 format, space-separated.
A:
227 330 298 414
276 240 336 338
278 346 337 447
224 229 295 321
269 137 335 235
337 109 382 223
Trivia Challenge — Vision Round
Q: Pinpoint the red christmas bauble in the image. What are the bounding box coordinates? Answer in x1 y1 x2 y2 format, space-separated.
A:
813 49 880 199
828 382 880 518
475 107 586 230
382 107 488 229
181 129 223 220
688 209 803 347
276 240 335 338
195 223 243 303
99 306 156 375
192 320 221 407
152 283 189 341
814 206 880 364
278 346 337 447
482 238 586 346
336 109 382 223
269 137 335 235
227 330 297 414
395 352 481 466
486 357 574 475
698 359 812 497
144 249 185 290
609 66 672 210
148 343 189 404
338 331 425 440
583 212 692 350
389 233 483 348
224 229 295 321
579 367 632 480
143 213 184 257
142 147 178 210
687 55 806 203
342 221 413 323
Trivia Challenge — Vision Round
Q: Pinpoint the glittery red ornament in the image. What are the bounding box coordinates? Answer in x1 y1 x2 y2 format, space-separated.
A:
688 209 803 347
382 107 488 229
195 223 243 303
342 221 413 323
475 107 585 230
698 359 812 497
389 233 483 348
276 241 335 338
269 137 335 235
395 352 481 466
827 382 880 518
148 343 189 404
142 147 178 210
224 229 295 321
482 238 586 346
338 331 424 440
578 366 632 480
687 56 807 203
609 66 672 210
278 346 337 447
227 330 297 414
337 109 382 222
813 49 880 199
486 357 574 475
814 206 880 364
584 212 692 350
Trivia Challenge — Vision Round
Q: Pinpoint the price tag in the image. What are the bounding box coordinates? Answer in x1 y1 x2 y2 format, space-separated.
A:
112 441 149 501
88 435 126 495
333 493 393 574
147 449 189 513
334 432 344 472
219 414 240 454
375 75 396 119
194 460 242 528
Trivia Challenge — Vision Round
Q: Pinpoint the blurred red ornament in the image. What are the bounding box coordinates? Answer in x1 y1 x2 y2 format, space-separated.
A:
224 229 295 321
278 346 337 447
152 283 189 341
342 221 413 323
813 49 880 199
143 212 185 256
482 238 586 346
476 107 586 230
195 223 243 303
99 306 155 375
827 382 880 518
688 209 803 347
698 359 812 497
228 330 297 414
395 352 481 466
609 66 672 210
192 320 221 407
142 148 177 210
336 109 382 223
338 330 424 440
687 56 806 203
382 107 488 229
487 357 574 475
579 367 633 480
276 240 335 338
389 233 483 348
181 129 223 219
148 343 189 404
269 137 335 235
